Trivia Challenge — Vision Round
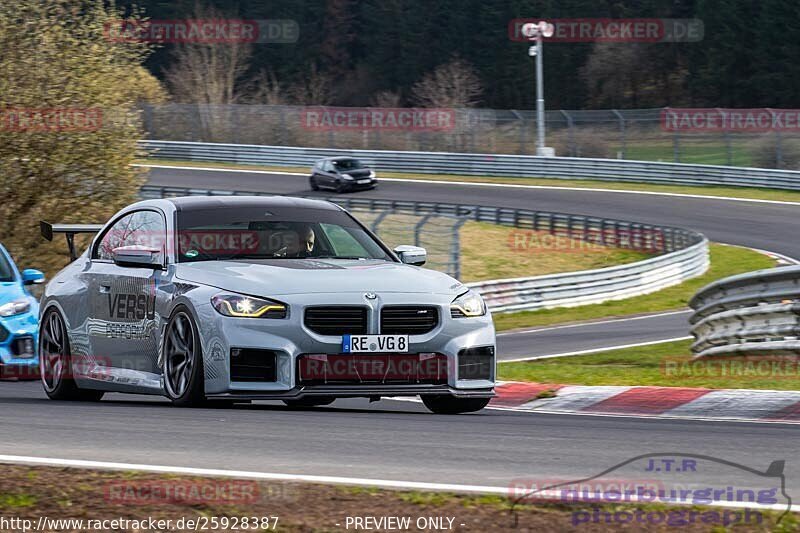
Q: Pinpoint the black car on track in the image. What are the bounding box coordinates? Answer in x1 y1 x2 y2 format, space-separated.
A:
309 157 378 193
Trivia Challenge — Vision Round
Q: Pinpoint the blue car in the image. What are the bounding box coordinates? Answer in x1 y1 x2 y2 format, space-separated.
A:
0 244 44 379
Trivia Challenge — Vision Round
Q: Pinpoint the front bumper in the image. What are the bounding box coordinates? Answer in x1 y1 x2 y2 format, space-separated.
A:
207 384 494 401
0 312 39 379
343 178 377 190
195 292 496 399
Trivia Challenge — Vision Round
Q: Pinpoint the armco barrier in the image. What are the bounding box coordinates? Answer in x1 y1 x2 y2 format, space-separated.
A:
141 185 709 313
689 266 800 358
140 140 800 190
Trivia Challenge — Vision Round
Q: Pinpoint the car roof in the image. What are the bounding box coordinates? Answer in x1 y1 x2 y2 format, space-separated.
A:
166 195 340 212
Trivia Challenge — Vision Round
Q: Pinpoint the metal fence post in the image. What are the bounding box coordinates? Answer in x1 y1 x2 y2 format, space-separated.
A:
612 109 626 159
673 130 681 163
561 110 575 156
414 214 433 247
452 218 467 279
370 211 390 233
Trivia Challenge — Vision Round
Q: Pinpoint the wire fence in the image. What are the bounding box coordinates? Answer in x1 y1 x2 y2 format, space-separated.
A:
140 104 800 170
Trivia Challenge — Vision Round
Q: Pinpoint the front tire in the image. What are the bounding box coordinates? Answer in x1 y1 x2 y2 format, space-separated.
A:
422 395 490 414
40 308 104 402
163 307 205 407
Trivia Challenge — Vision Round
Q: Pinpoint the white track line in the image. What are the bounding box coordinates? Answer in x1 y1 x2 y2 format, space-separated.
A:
497 309 691 337
501 337 692 363
0 455 794 513
0 454 506 494
134 163 800 206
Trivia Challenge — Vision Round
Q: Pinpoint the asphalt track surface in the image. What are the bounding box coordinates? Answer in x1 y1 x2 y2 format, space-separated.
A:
2 381 800 496
1 166 798 499
496 311 692 361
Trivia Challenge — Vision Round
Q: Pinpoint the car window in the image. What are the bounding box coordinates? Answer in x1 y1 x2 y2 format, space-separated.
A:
319 223 373 257
175 207 391 262
0 251 14 282
332 159 364 171
323 161 334 172
93 210 166 261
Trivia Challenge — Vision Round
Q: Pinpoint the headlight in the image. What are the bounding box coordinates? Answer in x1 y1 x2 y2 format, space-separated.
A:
368 170 376 178
450 290 486 318
341 174 354 180
211 293 287 319
0 298 31 317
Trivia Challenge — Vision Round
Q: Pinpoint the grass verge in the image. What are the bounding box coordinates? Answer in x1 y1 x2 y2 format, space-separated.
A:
136 158 800 204
498 339 800 391
2 465 795 532
459 221 650 282
492 244 776 332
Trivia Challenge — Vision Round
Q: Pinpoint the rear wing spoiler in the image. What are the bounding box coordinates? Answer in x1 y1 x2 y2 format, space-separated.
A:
40 221 104 261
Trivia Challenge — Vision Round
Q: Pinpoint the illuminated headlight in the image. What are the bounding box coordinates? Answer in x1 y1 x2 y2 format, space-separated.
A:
0 298 31 317
450 290 486 318
212 293 287 319
368 170 376 178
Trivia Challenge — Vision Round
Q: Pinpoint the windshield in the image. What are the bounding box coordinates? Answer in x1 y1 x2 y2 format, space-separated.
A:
176 207 391 263
332 159 365 171
0 252 14 282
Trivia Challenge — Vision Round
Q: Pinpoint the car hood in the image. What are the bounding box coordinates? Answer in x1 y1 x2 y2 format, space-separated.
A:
175 259 466 296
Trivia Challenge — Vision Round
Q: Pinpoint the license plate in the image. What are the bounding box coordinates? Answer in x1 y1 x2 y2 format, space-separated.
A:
343 334 409 353
357 179 371 184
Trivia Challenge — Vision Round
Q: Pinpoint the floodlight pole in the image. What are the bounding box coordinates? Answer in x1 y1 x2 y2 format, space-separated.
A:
535 36 545 154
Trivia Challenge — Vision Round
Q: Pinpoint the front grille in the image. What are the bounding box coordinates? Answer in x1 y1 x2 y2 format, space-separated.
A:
304 306 368 336
230 348 277 382
381 306 439 335
458 347 494 380
0 324 7 343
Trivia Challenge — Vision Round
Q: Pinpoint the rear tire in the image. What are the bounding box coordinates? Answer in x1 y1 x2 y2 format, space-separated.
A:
39 308 104 402
163 306 206 407
422 395 490 414
283 397 335 408
310 175 320 191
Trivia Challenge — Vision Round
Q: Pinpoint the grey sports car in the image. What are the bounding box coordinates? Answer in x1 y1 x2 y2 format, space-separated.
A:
38 196 496 414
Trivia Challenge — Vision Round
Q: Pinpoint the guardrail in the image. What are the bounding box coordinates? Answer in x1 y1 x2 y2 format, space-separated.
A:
140 140 800 190
141 185 709 313
689 266 800 358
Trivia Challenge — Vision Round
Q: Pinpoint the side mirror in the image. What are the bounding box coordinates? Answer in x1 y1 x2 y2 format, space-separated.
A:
394 245 427 266
113 246 164 269
21 268 45 285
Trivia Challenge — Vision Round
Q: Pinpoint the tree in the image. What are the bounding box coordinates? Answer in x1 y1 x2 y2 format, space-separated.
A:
0 0 164 273
163 5 253 105
411 57 483 108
